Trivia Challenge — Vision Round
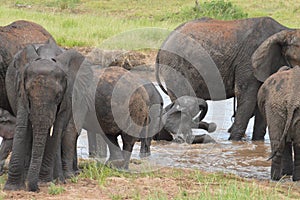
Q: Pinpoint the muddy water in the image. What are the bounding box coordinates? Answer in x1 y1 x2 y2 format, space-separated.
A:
77 83 272 180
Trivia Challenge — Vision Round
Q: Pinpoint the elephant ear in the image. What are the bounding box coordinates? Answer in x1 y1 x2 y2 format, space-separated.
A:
6 45 39 114
252 30 291 82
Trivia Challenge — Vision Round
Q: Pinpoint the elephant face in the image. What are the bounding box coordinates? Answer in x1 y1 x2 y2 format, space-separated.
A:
252 30 300 82
0 108 15 139
162 96 208 143
4 42 85 191
24 58 67 131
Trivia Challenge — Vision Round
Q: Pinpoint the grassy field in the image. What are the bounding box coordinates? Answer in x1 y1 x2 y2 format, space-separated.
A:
1 0 300 199
1 0 299 48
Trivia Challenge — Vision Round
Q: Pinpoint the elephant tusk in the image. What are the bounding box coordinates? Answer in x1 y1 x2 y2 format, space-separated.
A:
50 125 54 136
192 110 202 121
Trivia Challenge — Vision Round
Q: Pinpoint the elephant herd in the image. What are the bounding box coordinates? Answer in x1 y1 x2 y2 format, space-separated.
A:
0 16 299 191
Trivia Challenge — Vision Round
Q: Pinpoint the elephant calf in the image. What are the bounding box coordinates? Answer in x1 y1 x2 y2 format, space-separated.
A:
94 66 152 169
0 108 15 175
258 66 300 181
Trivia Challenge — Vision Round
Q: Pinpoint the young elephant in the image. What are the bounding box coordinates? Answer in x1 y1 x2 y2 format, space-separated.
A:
4 43 85 191
94 67 151 169
258 66 300 181
0 108 15 175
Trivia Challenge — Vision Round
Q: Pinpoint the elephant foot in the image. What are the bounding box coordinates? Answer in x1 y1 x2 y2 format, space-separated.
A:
207 123 217 133
192 134 216 144
105 158 125 169
271 167 282 181
28 182 40 192
252 135 265 141
3 182 26 191
139 151 151 158
228 132 246 141
63 170 78 179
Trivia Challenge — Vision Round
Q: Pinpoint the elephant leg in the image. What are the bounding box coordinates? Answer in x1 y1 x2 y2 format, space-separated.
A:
139 126 152 158
4 105 30 191
140 137 152 158
87 131 97 158
229 79 259 140
252 105 267 141
95 133 107 160
104 134 124 168
0 138 13 175
61 120 79 179
293 143 300 181
53 137 64 183
39 133 56 183
198 121 217 133
281 142 293 176
87 131 107 161
121 133 137 169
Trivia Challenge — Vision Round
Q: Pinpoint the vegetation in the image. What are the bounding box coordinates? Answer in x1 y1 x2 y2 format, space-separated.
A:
1 0 299 48
48 182 65 195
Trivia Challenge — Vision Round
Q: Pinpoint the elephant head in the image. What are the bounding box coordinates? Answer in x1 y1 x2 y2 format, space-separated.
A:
252 30 300 82
162 96 213 143
4 43 85 191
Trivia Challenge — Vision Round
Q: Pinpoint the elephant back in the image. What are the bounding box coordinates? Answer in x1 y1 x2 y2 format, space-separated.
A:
0 20 54 114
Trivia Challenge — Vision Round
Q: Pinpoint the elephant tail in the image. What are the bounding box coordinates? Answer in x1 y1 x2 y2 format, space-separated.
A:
155 54 168 95
268 108 295 160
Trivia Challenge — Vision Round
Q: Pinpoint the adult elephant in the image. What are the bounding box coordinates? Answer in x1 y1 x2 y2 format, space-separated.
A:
4 42 86 191
0 20 54 115
257 65 300 181
155 17 297 141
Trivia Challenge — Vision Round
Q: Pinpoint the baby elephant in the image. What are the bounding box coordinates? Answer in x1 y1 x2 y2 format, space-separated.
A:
95 67 154 169
0 108 15 175
258 65 300 181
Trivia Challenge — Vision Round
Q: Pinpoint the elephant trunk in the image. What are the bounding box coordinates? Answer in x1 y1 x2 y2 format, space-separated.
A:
27 104 56 192
197 98 208 121
27 124 50 192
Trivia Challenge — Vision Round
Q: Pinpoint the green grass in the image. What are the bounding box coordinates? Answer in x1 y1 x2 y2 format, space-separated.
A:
2 0 299 48
76 161 299 199
48 182 65 195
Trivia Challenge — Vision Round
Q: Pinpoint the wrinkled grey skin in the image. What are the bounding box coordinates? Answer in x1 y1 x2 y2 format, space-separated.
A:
0 108 15 175
258 66 300 181
4 42 85 192
156 17 299 141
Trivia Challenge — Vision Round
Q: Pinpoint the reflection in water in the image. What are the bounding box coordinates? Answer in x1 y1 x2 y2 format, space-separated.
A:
77 84 272 180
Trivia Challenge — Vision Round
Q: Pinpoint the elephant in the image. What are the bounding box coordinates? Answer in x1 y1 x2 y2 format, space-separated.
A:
94 66 153 169
4 42 86 191
92 67 212 169
0 20 54 115
0 108 15 175
153 96 216 143
257 65 300 181
139 95 216 158
155 16 300 141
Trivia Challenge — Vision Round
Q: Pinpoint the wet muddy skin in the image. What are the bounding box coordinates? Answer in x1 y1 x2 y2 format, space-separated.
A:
77 84 272 180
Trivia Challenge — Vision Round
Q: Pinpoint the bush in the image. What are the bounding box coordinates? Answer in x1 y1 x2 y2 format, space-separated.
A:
160 0 248 22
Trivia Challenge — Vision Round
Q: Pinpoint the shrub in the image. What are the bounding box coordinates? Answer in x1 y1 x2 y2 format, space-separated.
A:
160 0 248 22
